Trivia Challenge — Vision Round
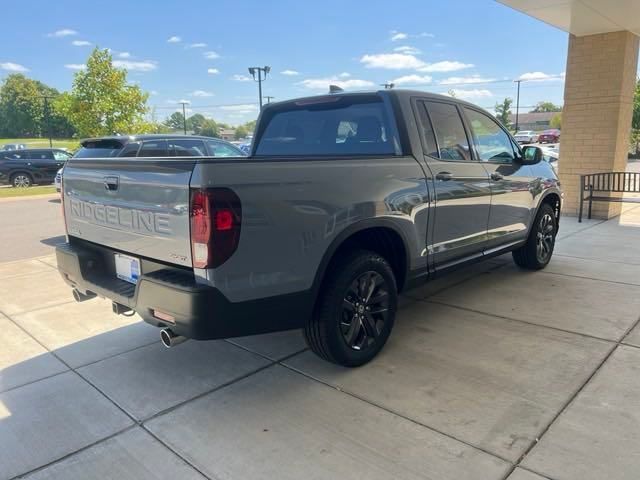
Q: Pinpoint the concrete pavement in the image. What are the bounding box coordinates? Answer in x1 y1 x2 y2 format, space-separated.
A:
1 208 639 480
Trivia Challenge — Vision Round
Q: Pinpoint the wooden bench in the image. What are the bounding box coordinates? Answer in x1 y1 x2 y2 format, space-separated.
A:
579 172 640 222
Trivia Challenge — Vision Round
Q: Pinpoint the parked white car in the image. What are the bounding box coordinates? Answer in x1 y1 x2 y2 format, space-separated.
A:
514 130 539 144
55 168 63 192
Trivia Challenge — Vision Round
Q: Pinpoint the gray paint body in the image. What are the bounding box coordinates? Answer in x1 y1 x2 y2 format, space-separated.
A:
62 90 561 304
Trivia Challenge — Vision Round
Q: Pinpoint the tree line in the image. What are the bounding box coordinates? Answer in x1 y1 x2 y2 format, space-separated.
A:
0 48 255 140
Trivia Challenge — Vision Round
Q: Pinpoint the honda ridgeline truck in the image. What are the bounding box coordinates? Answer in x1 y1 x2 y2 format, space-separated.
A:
56 90 561 366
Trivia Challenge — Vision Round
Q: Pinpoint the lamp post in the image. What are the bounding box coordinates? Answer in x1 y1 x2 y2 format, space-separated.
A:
380 83 395 90
248 66 271 108
514 79 523 132
264 95 275 104
40 95 54 147
179 101 189 134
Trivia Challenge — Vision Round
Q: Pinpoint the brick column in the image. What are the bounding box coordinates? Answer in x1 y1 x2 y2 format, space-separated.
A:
559 31 639 218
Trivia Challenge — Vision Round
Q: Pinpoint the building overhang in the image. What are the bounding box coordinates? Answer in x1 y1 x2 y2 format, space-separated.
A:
497 1 640 36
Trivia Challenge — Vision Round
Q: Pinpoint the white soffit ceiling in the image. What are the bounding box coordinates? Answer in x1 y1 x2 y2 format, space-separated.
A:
497 0 640 36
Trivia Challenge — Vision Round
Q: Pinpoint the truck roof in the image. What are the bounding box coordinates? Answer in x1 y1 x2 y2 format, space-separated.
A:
79 134 223 145
263 89 485 111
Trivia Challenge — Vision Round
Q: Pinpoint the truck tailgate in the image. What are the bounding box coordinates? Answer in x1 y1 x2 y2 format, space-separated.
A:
62 158 194 267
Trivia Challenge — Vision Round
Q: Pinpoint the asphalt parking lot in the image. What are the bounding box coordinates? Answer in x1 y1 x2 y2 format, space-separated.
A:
1 197 640 479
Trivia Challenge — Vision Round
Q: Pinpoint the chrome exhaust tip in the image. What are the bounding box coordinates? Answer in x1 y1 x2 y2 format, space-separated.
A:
160 328 187 348
72 289 96 302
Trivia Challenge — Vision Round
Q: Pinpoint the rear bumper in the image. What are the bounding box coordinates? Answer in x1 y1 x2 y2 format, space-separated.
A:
56 241 311 340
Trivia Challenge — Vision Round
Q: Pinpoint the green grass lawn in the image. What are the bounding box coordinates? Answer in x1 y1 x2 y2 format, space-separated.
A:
0 138 79 152
0 185 57 198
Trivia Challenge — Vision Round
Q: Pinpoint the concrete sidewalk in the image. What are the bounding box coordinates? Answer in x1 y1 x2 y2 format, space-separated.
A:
1 208 639 480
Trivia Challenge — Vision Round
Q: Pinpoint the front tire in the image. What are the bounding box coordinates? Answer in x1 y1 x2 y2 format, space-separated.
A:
11 173 33 188
512 203 557 270
304 250 398 367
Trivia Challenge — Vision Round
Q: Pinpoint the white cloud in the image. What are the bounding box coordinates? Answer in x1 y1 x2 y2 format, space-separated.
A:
360 53 426 70
446 89 493 99
48 28 77 38
518 71 565 82
418 61 474 72
390 31 434 41
1 62 29 72
440 75 496 85
150 90 159 95
281 69 300 76
71 40 91 47
233 74 252 82
118 52 131 58
167 36 181 43
299 76 375 90
390 74 432 86
393 45 421 55
178 99 190 104
390 32 408 41
64 64 86 70
203 51 219 59
219 104 259 113
207 68 219 74
338 72 351 78
191 90 214 97
188 42 207 49
113 60 157 72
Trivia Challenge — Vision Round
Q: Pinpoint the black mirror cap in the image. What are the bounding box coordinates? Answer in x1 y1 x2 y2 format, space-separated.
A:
521 146 542 165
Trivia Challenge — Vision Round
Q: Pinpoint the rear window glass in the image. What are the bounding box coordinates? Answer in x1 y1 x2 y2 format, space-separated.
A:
170 139 207 157
255 95 399 156
74 140 124 158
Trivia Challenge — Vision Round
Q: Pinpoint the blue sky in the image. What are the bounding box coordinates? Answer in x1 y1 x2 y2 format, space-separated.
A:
0 0 569 125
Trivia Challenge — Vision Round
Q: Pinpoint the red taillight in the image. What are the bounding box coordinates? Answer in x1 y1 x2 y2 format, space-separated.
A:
189 188 242 268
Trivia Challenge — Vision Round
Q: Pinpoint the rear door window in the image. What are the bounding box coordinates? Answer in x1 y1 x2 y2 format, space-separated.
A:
138 140 169 157
206 140 242 157
170 139 207 157
254 95 399 156
424 101 472 161
29 150 55 160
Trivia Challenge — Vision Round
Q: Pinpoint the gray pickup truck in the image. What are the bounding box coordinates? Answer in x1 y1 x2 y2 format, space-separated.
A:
56 90 561 366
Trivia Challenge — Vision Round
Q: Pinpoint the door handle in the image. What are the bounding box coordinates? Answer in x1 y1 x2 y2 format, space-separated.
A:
490 172 504 181
435 171 453 181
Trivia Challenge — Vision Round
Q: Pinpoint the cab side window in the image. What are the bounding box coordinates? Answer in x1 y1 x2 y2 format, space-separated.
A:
464 108 515 164
138 140 169 157
424 101 472 161
207 140 240 157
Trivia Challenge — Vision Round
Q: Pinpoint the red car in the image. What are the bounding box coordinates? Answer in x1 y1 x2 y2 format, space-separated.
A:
538 129 560 143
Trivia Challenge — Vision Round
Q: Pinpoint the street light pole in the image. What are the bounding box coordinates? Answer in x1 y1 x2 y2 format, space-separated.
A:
264 96 275 104
248 66 271 108
514 79 522 132
179 102 188 134
40 95 54 148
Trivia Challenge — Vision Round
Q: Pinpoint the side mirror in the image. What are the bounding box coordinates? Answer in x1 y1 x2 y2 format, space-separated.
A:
521 145 542 165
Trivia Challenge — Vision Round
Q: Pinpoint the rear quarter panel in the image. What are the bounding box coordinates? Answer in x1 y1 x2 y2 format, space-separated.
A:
191 156 430 302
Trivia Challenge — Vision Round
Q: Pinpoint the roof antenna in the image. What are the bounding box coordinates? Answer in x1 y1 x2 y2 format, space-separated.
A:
329 84 344 94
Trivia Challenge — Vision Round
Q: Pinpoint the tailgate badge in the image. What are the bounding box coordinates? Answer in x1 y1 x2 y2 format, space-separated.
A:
104 176 119 192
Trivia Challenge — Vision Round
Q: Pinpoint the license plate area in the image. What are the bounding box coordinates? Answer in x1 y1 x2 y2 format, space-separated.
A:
114 253 141 285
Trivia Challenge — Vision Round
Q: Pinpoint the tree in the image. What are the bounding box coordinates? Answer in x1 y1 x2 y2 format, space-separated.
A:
234 125 248 140
0 74 74 138
187 113 206 134
531 101 562 113
630 78 640 156
494 97 513 129
164 112 185 131
199 118 218 137
550 112 562 129
56 48 149 137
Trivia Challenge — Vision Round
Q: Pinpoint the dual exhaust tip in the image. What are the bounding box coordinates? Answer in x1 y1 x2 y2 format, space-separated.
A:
73 289 186 349
160 328 187 348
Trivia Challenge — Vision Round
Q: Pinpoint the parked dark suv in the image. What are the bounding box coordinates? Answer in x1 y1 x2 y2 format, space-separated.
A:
0 148 72 187
73 134 245 158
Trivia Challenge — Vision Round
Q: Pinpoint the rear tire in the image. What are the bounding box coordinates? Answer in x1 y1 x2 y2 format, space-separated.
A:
11 173 33 188
512 203 557 270
304 250 398 367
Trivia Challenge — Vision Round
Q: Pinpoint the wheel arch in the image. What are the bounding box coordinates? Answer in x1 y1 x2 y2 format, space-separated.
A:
311 219 411 307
